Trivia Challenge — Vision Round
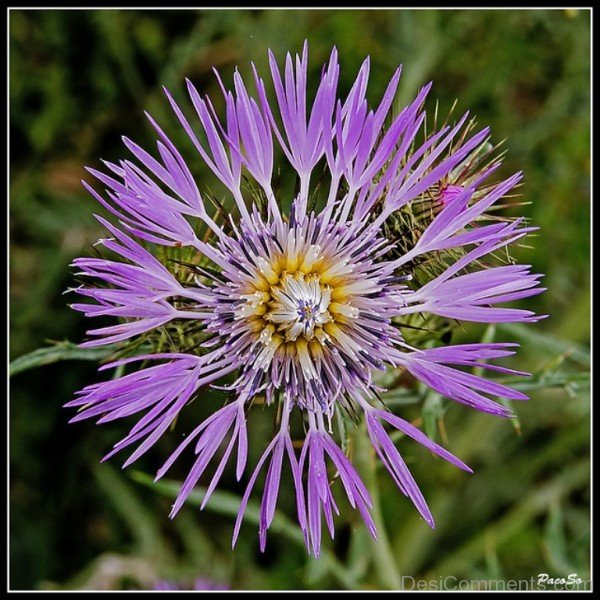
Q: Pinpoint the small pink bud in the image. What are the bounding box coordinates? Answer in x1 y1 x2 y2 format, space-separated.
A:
439 184 464 204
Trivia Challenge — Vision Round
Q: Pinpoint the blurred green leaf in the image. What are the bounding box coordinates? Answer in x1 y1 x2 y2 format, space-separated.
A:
130 471 361 590
483 532 504 581
472 324 496 379
544 502 577 575
93 464 167 564
497 323 590 368
354 425 401 590
421 458 589 580
9 342 118 377
497 370 589 393
422 390 445 441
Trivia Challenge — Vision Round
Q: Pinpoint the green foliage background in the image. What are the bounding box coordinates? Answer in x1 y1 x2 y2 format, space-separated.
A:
10 9 590 591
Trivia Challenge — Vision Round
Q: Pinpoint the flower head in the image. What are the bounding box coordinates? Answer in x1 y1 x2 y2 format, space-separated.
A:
66 43 545 557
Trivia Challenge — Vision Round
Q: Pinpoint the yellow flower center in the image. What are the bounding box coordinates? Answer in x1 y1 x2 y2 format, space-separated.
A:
235 243 361 378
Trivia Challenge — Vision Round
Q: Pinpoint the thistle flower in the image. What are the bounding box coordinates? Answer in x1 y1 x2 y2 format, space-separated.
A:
66 42 545 557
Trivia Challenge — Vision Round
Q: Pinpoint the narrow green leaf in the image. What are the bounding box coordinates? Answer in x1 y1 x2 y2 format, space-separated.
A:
130 471 361 590
422 390 445 441
335 408 349 454
544 501 576 574
380 388 422 408
497 323 590 367
496 371 590 393
354 424 401 590
473 324 496 378
9 342 118 377
483 531 504 580
421 458 590 580
93 464 167 563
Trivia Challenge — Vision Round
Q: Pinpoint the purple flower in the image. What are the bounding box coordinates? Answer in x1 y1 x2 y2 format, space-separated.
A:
66 43 545 557
300 427 376 557
153 576 229 591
